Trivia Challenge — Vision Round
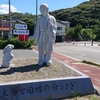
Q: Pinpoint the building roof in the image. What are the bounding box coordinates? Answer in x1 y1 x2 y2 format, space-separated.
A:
14 19 26 24
0 27 10 31
57 21 66 26
60 21 70 24
7 18 26 24
57 20 70 26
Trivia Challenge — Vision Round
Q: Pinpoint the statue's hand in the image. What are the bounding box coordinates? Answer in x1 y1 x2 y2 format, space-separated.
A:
28 35 34 39
28 35 38 45
48 21 52 26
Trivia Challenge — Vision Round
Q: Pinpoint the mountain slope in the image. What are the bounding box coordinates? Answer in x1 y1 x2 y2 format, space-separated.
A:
51 0 100 27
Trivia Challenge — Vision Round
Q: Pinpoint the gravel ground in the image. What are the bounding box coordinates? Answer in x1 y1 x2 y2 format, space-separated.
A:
0 58 100 100
0 58 80 83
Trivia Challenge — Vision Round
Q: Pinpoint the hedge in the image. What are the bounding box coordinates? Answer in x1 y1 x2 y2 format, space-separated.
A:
0 37 34 49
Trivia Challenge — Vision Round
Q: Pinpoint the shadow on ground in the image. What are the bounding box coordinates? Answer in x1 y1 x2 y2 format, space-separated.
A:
0 63 49 75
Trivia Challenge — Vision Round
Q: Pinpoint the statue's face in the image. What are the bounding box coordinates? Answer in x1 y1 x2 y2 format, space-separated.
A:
7 45 14 52
7 47 12 52
40 6 48 16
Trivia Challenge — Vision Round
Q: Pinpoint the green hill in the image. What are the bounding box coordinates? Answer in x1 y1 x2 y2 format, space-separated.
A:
50 0 100 28
0 0 100 39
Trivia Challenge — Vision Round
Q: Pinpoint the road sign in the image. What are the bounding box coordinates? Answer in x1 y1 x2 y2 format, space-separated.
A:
15 24 27 29
13 30 29 35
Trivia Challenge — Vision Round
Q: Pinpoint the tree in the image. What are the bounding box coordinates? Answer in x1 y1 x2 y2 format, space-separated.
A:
74 24 82 40
51 0 100 28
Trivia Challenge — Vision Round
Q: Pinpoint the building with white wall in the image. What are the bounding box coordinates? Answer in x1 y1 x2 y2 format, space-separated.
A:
56 20 70 42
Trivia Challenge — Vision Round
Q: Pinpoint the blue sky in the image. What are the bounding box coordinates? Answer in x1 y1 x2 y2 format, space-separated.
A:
0 0 89 14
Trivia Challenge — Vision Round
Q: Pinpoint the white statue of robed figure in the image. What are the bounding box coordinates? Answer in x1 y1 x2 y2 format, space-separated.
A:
29 3 57 66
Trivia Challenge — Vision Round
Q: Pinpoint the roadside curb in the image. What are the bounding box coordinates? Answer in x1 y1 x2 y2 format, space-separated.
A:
94 85 100 96
33 46 100 90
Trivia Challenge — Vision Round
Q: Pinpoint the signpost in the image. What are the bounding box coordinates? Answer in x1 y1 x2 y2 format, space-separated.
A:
15 24 27 29
13 24 29 41
13 30 29 35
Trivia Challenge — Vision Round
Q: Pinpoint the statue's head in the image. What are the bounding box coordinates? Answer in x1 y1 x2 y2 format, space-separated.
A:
3 44 14 54
40 3 49 16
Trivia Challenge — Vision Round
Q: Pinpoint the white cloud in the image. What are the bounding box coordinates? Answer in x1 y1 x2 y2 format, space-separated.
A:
0 4 20 14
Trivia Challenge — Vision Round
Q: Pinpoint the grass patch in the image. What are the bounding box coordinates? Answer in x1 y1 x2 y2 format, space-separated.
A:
82 60 100 67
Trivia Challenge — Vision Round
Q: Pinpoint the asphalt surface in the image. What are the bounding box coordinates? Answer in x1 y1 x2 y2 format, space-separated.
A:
0 49 38 58
53 41 100 65
0 41 100 65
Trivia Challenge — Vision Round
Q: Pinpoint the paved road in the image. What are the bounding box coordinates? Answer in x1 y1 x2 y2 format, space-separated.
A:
0 41 100 65
53 41 100 64
0 49 38 58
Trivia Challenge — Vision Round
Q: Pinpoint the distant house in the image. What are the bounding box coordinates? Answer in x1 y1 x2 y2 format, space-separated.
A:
56 20 70 42
0 20 13 36
0 27 10 35
0 18 26 37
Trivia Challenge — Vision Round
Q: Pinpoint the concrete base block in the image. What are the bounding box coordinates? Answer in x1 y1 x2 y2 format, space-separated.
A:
0 76 94 100
94 85 100 96
0 59 94 100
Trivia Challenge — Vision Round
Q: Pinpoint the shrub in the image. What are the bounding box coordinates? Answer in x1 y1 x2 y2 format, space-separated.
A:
0 37 34 49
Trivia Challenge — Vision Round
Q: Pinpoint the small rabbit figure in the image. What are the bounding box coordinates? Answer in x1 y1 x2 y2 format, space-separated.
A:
2 44 14 67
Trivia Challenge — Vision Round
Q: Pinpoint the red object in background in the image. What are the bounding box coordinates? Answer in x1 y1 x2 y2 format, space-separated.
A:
18 34 28 41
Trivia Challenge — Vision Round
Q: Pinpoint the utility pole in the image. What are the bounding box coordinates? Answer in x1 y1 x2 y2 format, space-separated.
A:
36 0 38 24
1 16 3 38
34 0 38 31
8 0 12 39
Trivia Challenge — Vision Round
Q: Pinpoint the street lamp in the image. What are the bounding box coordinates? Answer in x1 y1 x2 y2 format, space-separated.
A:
91 2 97 46
8 0 12 39
34 0 38 31
36 0 38 23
